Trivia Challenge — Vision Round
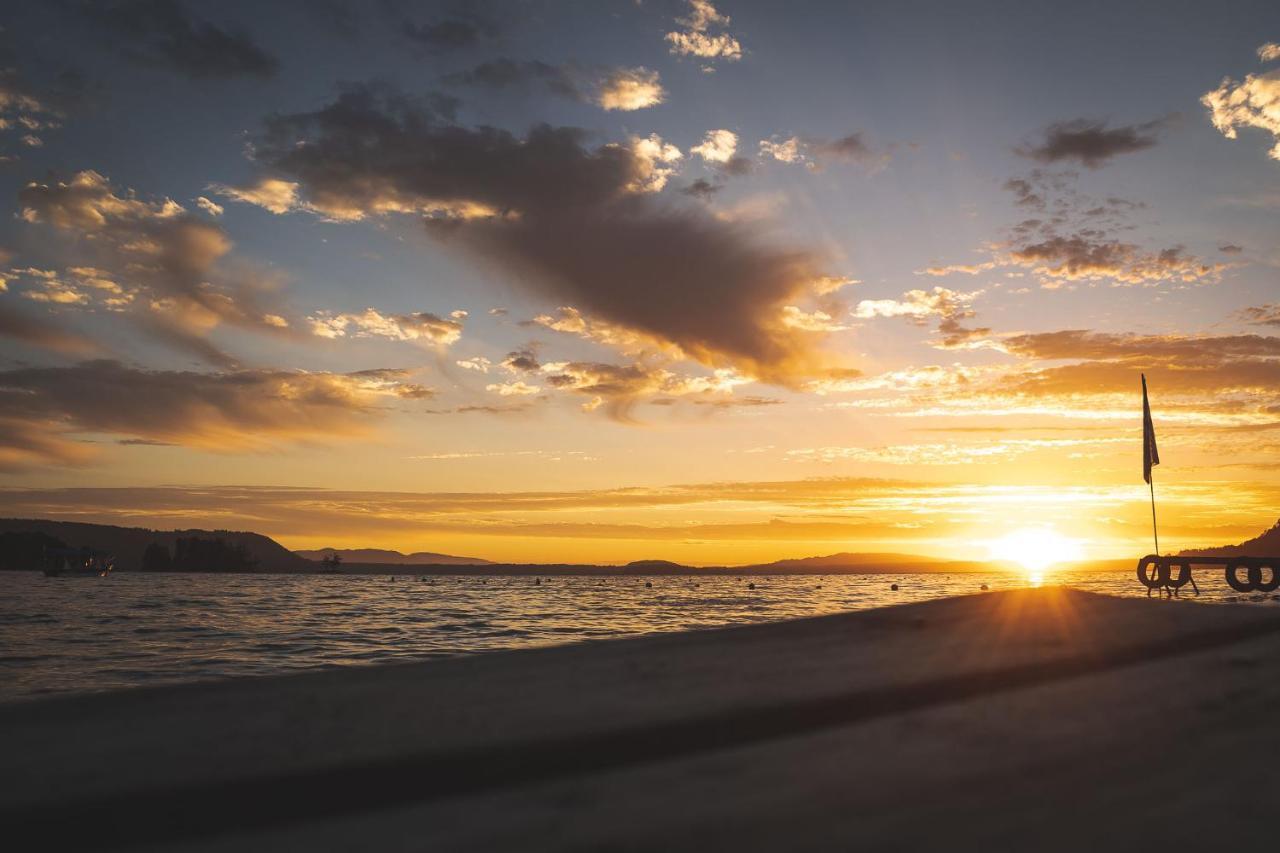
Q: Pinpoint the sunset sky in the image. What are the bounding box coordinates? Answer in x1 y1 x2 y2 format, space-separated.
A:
1 0 1279 564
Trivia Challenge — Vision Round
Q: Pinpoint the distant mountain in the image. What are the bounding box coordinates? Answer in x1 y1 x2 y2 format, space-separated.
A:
759 552 935 570
295 547 492 566
1181 519 1280 558
0 518 310 573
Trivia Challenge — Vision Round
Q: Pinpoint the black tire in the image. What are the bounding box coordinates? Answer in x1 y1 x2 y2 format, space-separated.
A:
1136 556 1162 589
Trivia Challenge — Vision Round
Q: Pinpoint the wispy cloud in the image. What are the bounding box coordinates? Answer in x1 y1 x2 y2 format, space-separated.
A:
665 0 742 63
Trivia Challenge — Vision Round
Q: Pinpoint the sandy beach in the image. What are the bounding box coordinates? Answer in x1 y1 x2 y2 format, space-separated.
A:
5 586 1280 850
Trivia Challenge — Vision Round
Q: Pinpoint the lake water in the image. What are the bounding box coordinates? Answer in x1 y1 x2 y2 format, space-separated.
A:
2 568 1276 703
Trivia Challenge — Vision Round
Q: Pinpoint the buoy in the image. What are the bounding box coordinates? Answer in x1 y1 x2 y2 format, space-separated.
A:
535 578 541 585
645 581 653 588
748 582 756 590
890 583 899 591
981 583 989 591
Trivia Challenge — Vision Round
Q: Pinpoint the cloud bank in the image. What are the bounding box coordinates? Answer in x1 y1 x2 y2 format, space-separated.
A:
229 84 840 383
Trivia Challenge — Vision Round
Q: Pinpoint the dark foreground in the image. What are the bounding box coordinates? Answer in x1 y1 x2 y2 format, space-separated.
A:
5 587 1280 851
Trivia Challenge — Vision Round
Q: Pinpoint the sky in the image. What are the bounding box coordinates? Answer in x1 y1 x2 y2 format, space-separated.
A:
1 0 1279 565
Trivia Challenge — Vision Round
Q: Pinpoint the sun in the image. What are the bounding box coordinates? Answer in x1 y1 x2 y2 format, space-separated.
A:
986 527 1085 579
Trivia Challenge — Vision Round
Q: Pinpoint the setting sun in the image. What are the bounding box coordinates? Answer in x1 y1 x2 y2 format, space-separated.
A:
986 528 1086 576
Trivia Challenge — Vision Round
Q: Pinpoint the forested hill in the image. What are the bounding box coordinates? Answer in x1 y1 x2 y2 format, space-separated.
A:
1181 519 1280 558
0 519 310 573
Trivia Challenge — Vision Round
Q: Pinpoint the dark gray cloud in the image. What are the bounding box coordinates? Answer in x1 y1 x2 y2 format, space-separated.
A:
970 170 1224 287
443 59 581 99
0 359 430 470
1239 305 1280 327
1008 235 1222 286
241 84 835 382
1018 117 1170 168
85 0 279 79
402 15 498 50
0 302 101 356
681 178 721 199
808 133 873 163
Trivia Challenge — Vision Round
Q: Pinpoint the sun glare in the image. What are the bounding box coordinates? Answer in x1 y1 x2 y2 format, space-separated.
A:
986 527 1085 578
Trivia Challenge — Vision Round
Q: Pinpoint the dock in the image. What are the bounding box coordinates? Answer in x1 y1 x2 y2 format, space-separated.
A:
4 587 1280 850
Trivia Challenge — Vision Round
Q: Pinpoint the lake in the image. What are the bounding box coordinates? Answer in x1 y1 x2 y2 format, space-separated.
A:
2 568 1275 702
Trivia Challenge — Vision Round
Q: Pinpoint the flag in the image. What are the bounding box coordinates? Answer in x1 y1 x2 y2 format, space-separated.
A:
1142 373 1159 484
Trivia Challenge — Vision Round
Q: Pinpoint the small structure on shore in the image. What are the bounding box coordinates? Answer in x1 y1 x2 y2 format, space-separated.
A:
41 547 114 578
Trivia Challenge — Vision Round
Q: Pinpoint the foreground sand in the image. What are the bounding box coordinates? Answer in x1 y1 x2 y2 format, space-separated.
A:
4 587 1280 850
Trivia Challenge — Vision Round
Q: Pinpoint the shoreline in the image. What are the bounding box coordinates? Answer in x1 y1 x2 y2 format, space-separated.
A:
5 588 1279 849
2 559 1137 577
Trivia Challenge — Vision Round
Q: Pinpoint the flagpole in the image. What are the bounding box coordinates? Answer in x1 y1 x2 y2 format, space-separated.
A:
1142 373 1161 557
1149 475 1159 556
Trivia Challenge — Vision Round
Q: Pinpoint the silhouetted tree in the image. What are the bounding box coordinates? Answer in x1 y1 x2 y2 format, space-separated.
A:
0 531 67 571
141 542 173 572
170 537 258 572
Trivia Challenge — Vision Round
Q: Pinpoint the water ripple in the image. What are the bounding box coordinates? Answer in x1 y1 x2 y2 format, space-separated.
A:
1 568 1275 703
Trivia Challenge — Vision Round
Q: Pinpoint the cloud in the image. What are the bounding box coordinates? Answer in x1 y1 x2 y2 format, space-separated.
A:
930 171 1227 288
308 308 463 346
1008 235 1226 286
786 437 1127 466
486 380 542 396
491 347 757 421
853 287 980 322
532 361 753 421
444 61 665 111
918 261 998 277
681 130 751 197
665 0 742 62
681 178 720 200
240 83 842 383
595 67 665 111
691 128 737 163
1218 243 1244 254
812 275 859 295
1259 43 1280 63
1017 117 1168 167
994 331 1280 405
402 15 498 50
19 170 292 363
0 360 430 470
1238 305 1280 327
526 306 662 355
443 59 581 99
781 306 849 332
85 0 278 78
0 69 64 160
194 196 224 217
1203 64 1280 161
211 177 300 214
815 326 1280 433
0 302 101 355
853 287 989 348
9 477 1255 559
1002 329 1280 363
759 132 886 171
455 356 492 372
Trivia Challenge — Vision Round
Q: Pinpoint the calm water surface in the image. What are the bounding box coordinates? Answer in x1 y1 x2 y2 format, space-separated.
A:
1 568 1275 702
